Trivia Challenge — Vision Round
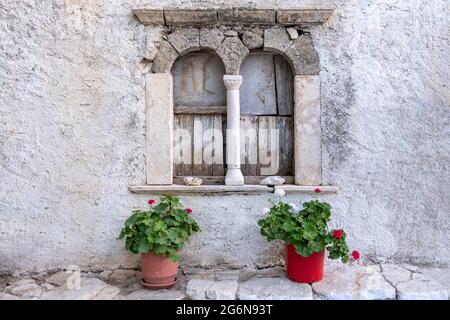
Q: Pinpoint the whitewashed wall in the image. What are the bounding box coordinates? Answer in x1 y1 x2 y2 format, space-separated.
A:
0 0 449 272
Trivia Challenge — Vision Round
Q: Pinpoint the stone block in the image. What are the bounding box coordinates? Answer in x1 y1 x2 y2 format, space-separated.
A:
206 280 238 300
312 265 394 300
145 73 173 185
359 273 396 300
123 289 185 300
381 264 412 286
108 269 139 284
216 37 249 75
285 34 319 75
0 293 20 300
200 28 224 50
164 9 218 26
218 9 275 25
186 279 214 300
238 277 312 300
167 28 200 55
46 271 71 287
242 30 264 49
133 9 165 25
264 27 292 54
277 10 333 25
294 75 322 185
397 278 448 300
41 278 113 300
151 40 179 73
422 267 450 298
286 27 298 40
259 176 285 186
10 283 42 297
9 278 36 287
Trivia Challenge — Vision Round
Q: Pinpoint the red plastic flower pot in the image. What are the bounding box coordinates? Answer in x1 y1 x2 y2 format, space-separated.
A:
285 244 325 283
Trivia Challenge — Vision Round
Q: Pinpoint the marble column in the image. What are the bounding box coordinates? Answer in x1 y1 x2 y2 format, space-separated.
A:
223 75 244 186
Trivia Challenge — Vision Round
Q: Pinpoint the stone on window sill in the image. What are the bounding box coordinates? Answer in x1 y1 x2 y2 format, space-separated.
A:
128 184 338 195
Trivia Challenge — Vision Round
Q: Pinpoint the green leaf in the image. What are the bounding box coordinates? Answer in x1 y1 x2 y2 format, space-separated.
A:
310 241 324 253
295 244 312 257
137 239 151 253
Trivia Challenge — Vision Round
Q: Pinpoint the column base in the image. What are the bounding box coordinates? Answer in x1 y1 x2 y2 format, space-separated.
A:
225 168 244 186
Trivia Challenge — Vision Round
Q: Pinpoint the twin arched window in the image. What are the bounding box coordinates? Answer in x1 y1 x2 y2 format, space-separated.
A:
172 50 294 184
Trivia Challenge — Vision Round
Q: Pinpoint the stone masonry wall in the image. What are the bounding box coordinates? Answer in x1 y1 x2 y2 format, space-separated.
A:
0 0 449 272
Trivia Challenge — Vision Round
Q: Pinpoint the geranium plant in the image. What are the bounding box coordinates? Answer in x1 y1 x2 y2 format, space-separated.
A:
258 199 358 263
118 195 200 262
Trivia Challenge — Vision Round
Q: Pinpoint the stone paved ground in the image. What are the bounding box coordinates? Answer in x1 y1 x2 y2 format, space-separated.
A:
0 264 448 300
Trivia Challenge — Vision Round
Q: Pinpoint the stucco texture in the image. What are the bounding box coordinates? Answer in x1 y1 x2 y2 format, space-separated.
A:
1 0 449 272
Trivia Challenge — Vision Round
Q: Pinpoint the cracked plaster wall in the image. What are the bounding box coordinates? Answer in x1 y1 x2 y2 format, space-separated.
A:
0 0 449 272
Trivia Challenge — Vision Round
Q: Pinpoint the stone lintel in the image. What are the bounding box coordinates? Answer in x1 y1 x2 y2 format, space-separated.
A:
164 8 218 26
133 9 165 25
277 9 334 25
218 8 276 25
132 8 334 26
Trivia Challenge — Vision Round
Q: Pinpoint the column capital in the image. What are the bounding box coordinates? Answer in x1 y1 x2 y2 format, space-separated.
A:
223 75 242 90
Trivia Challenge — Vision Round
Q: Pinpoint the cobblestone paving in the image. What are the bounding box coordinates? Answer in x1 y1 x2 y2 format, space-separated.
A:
1 264 448 300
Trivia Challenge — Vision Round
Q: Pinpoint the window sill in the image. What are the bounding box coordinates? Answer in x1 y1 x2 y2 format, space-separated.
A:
128 184 339 195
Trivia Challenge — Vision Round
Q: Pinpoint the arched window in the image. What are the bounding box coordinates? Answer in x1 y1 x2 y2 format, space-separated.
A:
171 50 294 184
240 51 294 181
172 51 226 180
139 25 326 192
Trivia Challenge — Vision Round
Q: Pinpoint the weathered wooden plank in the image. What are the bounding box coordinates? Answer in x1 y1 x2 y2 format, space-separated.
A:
212 115 225 176
174 106 226 115
240 116 258 176
173 114 193 176
240 53 277 115
258 116 280 176
193 115 214 176
274 55 294 115
222 115 227 176
277 117 294 176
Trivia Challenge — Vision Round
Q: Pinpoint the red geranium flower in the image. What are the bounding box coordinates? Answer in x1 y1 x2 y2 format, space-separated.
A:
314 188 321 193
351 250 360 260
185 208 192 214
333 229 343 239
147 199 156 205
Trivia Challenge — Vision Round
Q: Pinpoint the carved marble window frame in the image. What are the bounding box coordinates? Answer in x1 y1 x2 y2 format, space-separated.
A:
131 8 337 194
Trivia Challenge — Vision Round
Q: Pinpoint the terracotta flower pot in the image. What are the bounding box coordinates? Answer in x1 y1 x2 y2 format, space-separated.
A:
140 252 179 289
285 244 325 283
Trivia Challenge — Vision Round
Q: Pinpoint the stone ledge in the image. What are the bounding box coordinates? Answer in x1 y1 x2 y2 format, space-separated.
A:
275 185 339 194
128 184 338 195
277 10 333 25
133 8 334 26
129 185 273 195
